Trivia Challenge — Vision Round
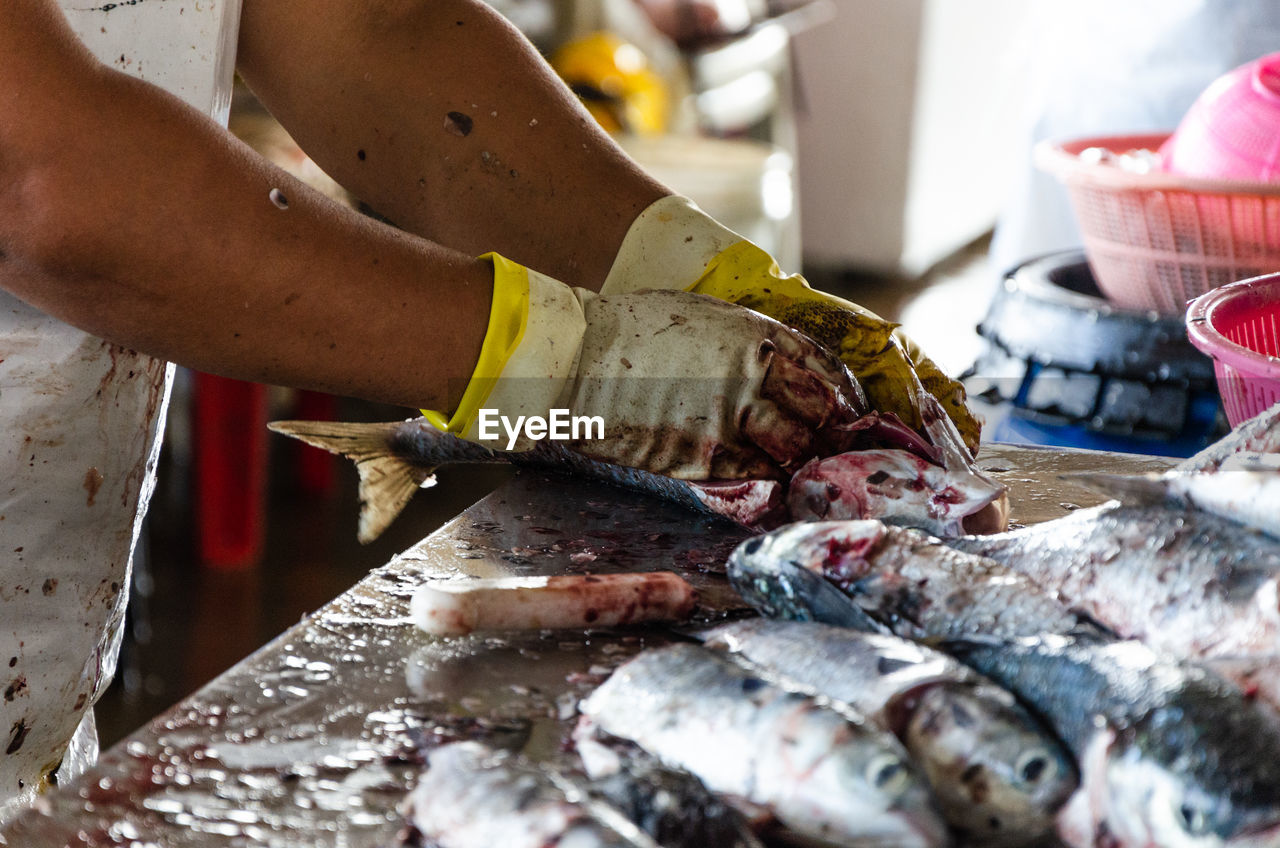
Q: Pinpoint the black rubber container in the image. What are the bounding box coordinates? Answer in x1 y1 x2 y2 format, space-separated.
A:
963 251 1225 457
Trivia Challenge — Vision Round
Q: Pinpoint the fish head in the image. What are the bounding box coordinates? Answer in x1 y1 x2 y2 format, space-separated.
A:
786 450 1003 538
894 682 1077 846
780 727 949 848
1083 718 1280 848
727 522 891 632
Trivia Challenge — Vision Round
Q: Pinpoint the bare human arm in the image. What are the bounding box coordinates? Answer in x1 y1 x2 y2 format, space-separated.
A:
0 0 491 412
235 0 670 291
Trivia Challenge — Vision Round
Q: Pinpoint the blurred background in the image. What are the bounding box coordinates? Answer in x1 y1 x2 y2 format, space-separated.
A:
97 0 1280 744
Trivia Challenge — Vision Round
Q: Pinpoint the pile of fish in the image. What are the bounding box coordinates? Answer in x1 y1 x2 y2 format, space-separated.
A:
270 389 1006 543
393 405 1280 848
718 403 1280 847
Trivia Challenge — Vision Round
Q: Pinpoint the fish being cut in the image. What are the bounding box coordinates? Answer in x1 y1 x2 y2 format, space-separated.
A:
270 418 789 542
944 636 1280 848
702 619 1077 847
948 501 1280 659
787 392 1006 537
727 520 1111 642
574 642 949 848
401 741 658 848
271 392 1006 544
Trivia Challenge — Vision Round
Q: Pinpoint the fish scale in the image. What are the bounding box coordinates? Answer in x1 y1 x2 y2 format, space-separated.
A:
575 642 949 848
944 637 1280 848
949 502 1280 659
701 619 1077 847
728 521 1109 642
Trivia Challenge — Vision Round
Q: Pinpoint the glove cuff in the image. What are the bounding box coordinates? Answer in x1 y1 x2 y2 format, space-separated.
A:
423 253 586 450
600 194 744 295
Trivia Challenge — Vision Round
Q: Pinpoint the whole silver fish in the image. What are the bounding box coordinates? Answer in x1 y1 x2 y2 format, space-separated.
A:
1069 453 1280 539
703 619 1077 846
727 520 1111 641
575 642 949 848
949 501 1280 659
402 741 658 848
944 636 1280 848
271 391 1005 544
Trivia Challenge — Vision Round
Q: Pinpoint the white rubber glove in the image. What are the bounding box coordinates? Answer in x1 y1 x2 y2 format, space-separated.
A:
426 253 865 480
601 196 982 454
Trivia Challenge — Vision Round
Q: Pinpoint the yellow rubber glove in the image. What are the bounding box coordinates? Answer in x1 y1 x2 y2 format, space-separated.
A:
426 253 866 480
601 196 981 454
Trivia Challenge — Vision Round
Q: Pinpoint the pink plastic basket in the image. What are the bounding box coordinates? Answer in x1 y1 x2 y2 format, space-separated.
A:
1037 133 1280 315
1186 272 1280 426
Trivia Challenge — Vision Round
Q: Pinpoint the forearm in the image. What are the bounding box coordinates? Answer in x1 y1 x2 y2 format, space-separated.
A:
236 0 669 290
0 6 491 411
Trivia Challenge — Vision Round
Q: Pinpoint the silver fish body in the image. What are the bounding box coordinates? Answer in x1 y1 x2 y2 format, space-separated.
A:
728 520 1109 641
1177 401 1280 473
703 619 1077 846
1070 452 1280 539
404 741 657 848
949 502 1280 659
272 393 1005 544
575 642 949 848
583 756 765 848
270 418 787 541
944 636 1280 848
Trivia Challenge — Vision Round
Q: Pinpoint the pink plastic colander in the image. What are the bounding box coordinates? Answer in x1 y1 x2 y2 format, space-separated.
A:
1161 52 1280 182
1037 134 1280 315
1186 272 1280 426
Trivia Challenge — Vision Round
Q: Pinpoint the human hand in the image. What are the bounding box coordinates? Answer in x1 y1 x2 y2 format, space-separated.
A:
426 256 866 481
602 197 982 454
566 289 867 479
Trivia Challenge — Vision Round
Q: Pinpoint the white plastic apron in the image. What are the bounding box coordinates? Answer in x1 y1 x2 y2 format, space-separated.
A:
0 1 241 823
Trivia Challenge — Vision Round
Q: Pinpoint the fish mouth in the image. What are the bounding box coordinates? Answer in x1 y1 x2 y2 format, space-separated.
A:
1225 817 1280 846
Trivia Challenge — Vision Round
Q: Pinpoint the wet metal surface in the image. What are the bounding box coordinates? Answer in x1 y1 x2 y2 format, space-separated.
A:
0 447 1173 846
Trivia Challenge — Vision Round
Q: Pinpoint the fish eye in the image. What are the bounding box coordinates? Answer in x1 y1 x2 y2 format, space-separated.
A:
1176 800 1211 836
1015 749 1054 786
743 538 764 555
865 753 911 797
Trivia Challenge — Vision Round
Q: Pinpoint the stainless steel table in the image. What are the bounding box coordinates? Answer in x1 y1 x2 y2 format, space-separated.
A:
0 445 1174 847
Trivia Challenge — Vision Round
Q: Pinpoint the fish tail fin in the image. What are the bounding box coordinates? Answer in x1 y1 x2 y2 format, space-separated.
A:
1059 471 1173 507
269 420 436 544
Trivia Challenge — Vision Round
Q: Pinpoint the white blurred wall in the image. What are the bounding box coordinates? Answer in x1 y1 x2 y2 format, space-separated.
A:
794 0 1032 277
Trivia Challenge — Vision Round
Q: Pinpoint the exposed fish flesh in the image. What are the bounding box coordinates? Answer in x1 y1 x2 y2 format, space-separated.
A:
703 619 1077 846
788 391 1006 537
575 642 948 847
401 741 657 848
943 636 1280 848
949 502 1280 659
1069 452 1280 539
727 520 1111 641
